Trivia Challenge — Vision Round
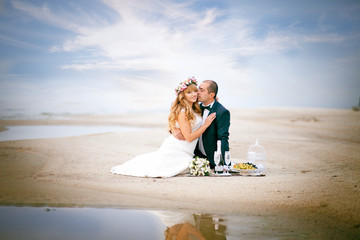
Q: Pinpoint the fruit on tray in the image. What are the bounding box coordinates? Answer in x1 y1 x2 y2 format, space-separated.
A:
233 162 257 170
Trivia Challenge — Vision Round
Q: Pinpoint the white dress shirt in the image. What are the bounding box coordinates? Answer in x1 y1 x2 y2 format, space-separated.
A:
199 101 215 156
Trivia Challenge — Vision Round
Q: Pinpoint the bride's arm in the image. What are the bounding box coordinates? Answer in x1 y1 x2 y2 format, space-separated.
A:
178 111 216 142
169 126 186 140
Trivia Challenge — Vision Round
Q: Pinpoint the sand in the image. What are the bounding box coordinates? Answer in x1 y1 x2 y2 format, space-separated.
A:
0 108 359 239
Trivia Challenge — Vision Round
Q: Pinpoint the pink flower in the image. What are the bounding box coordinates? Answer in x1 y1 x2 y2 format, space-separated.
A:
174 76 197 95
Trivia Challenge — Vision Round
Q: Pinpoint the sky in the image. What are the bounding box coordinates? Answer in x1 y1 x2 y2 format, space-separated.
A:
0 0 359 117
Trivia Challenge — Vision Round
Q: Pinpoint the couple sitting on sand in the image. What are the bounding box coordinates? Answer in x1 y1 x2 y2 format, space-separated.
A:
111 77 230 177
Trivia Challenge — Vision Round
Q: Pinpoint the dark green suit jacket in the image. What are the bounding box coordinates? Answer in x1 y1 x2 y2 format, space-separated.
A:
195 100 230 168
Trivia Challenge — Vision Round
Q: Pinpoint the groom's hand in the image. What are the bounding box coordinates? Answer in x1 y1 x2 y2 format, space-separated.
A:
171 127 185 141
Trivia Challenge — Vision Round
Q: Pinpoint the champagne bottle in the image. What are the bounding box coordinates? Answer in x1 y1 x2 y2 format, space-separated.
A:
214 140 223 173
217 140 221 154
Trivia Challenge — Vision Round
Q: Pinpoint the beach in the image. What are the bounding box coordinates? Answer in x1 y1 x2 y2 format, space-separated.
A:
0 108 359 239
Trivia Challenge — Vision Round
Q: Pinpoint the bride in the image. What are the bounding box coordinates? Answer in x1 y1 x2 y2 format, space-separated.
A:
110 77 216 177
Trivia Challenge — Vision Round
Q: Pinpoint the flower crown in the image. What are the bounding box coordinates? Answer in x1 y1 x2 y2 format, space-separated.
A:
175 77 197 95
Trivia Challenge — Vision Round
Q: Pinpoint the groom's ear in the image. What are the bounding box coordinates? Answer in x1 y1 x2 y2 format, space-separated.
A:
209 92 216 99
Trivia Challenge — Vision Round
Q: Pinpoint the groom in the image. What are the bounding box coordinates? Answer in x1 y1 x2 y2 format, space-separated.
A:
173 80 231 168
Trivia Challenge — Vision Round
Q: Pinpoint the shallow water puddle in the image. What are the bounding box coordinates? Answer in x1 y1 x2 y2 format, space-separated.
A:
0 206 300 240
0 125 144 141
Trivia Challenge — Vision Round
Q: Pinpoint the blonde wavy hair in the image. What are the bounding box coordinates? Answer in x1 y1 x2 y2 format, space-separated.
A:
168 83 202 131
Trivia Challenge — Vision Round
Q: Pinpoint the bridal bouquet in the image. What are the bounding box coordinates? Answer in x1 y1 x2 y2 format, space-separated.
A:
189 157 211 176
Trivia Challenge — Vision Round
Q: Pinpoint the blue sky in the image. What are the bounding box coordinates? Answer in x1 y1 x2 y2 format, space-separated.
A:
0 0 359 117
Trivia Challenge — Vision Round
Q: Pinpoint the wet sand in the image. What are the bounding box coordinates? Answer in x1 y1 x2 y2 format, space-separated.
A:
0 108 359 239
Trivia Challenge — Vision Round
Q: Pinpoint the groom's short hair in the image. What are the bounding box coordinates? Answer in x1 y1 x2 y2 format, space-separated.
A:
204 80 218 98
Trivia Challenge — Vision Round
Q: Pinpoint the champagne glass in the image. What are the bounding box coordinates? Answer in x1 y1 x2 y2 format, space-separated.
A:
225 151 231 174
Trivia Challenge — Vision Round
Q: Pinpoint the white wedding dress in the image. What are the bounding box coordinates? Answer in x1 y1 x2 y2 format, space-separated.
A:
111 114 203 177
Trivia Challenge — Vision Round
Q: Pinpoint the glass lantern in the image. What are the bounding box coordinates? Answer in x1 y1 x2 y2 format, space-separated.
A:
247 138 266 175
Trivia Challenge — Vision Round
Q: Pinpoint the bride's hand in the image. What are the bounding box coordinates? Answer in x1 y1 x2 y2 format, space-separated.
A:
171 127 186 141
204 113 216 127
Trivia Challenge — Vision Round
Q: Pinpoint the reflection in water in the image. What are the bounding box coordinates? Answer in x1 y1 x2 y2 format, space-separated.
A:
151 211 226 239
195 214 226 240
0 206 294 239
0 207 164 239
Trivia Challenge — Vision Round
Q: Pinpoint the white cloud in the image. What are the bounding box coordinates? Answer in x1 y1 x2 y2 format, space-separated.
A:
3 0 359 114
12 0 349 74
12 1 77 31
0 34 45 50
11 0 112 32
303 34 345 43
